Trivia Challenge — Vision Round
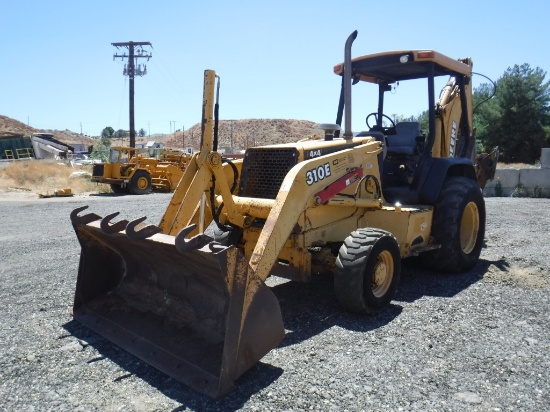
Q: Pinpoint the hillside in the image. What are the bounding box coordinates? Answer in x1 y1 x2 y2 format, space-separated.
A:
137 119 325 150
0 115 96 146
1 115 325 151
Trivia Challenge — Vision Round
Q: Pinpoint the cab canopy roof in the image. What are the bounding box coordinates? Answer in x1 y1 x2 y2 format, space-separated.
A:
334 50 471 84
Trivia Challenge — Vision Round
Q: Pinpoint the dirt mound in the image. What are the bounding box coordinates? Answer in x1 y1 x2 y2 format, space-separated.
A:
140 119 325 150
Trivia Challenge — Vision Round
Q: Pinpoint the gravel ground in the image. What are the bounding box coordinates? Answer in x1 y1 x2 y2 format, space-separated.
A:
0 192 548 411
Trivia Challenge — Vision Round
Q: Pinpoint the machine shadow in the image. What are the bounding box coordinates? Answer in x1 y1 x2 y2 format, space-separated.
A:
270 274 402 348
272 253 508 348
395 256 509 303
62 256 505 409
86 192 127 197
62 320 283 411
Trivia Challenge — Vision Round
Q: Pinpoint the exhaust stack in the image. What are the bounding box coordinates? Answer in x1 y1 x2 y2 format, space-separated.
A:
343 30 358 139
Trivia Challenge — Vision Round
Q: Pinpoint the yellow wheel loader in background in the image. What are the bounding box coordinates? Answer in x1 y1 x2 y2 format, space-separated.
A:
70 31 495 397
91 146 188 194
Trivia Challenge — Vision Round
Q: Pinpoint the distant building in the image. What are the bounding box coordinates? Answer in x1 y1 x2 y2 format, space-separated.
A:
70 143 88 154
136 141 164 149
0 134 34 160
31 133 72 160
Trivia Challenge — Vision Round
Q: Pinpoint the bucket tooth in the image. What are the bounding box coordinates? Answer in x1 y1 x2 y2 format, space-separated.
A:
70 206 101 225
175 224 213 253
100 212 129 235
125 216 161 240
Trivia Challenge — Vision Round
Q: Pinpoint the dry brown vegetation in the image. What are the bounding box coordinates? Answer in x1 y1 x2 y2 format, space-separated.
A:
0 160 108 196
496 162 534 169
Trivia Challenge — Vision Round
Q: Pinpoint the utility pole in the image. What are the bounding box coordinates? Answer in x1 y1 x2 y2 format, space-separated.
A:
112 41 152 147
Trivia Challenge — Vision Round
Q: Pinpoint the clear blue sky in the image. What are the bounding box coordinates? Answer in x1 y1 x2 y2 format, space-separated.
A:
2 0 549 136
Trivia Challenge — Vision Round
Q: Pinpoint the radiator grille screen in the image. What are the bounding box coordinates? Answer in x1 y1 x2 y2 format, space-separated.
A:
239 148 299 199
92 164 104 177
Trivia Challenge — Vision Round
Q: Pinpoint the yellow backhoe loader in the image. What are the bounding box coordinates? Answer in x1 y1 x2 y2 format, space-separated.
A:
91 146 188 194
70 31 495 397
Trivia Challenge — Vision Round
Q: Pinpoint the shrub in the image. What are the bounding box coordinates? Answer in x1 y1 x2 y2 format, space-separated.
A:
511 183 527 197
494 178 504 197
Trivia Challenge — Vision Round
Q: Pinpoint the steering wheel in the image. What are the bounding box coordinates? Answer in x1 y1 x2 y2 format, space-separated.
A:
366 113 397 135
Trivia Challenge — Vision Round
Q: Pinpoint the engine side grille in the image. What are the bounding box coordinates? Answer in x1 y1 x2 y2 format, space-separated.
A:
239 148 299 199
92 164 104 177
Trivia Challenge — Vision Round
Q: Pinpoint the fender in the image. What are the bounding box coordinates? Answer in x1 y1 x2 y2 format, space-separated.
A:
417 157 477 204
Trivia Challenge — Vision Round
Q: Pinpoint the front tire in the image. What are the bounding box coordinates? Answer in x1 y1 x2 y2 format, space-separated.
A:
110 184 126 194
129 170 152 195
421 176 485 272
334 229 401 314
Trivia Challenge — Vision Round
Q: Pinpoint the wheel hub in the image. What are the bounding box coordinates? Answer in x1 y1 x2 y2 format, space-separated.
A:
461 201 479 254
137 177 148 189
371 251 394 298
373 261 387 286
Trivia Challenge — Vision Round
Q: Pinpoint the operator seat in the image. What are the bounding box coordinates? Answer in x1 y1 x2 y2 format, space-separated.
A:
355 130 386 177
386 122 422 156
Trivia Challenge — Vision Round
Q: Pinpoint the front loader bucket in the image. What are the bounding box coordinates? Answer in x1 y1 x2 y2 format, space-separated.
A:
70 206 285 398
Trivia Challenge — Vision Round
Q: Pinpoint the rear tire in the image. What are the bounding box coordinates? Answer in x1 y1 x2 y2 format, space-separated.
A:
129 170 152 195
334 229 401 314
421 176 485 272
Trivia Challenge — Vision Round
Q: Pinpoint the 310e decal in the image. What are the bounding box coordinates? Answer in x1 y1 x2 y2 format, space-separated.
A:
306 163 331 186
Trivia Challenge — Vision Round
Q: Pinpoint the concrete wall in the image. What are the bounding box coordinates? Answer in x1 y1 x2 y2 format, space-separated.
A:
541 148 550 169
483 149 550 197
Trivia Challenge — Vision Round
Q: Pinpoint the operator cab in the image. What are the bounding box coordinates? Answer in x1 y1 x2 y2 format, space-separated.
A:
334 50 474 204
108 146 138 164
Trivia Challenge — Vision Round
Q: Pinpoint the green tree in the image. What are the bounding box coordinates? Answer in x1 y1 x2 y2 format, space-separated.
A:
101 126 115 138
474 64 550 163
91 138 111 162
100 137 111 148
114 129 128 139
415 110 429 134
472 82 500 154
138 128 146 137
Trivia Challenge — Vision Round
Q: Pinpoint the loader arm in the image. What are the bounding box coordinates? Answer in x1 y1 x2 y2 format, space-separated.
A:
70 69 289 398
251 143 382 281
159 70 218 235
